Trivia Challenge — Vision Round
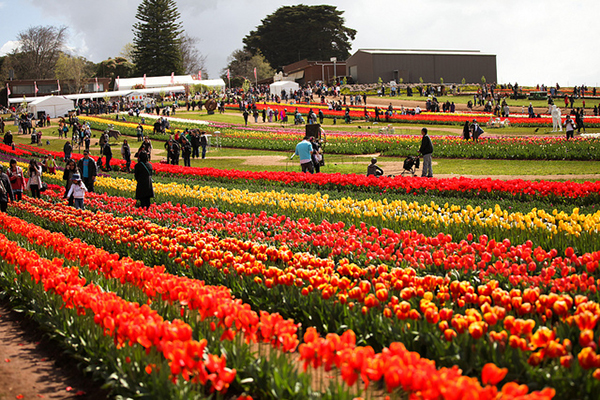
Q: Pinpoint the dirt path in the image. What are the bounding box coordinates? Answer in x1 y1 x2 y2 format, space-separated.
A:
0 301 108 400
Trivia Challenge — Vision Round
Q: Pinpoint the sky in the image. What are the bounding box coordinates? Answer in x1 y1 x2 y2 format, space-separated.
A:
1 0 598 86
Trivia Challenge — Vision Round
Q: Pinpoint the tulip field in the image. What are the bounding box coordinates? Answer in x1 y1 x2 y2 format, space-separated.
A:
1 125 600 400
80 115 600 160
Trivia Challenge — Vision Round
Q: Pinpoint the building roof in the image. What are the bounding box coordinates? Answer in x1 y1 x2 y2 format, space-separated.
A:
354 49 495 57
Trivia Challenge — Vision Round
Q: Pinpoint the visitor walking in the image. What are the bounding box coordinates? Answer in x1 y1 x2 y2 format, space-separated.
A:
419 128 433 178
134 151 154 209
292 136 314 173
66 173 88 210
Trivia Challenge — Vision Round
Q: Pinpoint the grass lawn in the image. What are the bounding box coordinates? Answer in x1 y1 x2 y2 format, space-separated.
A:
368 94 600 110
141 110 562 137
11 126 599 177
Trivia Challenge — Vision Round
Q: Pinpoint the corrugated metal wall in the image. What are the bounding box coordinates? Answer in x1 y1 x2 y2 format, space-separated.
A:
347 51 497 84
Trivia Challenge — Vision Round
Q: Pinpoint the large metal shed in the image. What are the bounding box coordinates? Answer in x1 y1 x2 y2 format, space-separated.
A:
346 49 497 84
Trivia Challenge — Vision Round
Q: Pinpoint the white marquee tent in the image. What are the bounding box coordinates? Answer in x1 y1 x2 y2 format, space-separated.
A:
116 75 196 91
270 80 300 96
27 96 74 118
195 79 226 90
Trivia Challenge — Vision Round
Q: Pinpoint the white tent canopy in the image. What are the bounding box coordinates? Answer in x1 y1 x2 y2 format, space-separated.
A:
28 96 74 118
9 86 187 104
116 75 196 91
195 79 226 90
270 80 300 96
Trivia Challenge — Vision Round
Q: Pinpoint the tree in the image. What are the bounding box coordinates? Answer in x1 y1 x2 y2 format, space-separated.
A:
220 49 274 83
55 53 95 94
5 25 67 79
96 57 135 80
132 0 183 76
180 33 207 76
119 43 136 63
243 5 356 69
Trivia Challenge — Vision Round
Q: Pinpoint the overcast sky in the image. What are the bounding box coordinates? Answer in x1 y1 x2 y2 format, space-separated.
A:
1 0 598 86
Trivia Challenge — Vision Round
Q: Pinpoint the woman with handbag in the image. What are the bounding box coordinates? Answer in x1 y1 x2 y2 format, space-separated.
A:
26 159 43 198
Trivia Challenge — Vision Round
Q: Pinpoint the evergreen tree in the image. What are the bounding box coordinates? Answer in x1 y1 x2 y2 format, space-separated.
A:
243 5 356 69
132 0 183 76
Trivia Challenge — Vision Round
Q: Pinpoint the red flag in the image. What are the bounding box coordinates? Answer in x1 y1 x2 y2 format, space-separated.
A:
57 80 61 93
226 69 230 80
143 74 146 87
170 72 175 84
6 83 10 96
198 70 202 80
34 81 39 94
254 67 257 81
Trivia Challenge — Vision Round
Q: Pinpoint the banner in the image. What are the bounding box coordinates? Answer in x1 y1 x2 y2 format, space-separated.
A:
116 76 120 90
143 74 146 87
95 77 99 91
254 67 257 81
34 81 39 94
198 70 202 80
170 72 175 85
227 69 230 80
57 80 61 93
6 83 10 96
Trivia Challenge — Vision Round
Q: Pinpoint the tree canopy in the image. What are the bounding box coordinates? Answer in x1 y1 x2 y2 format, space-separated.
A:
55 53 95 94
220 49 274 83
243 5 356 70
96 57 135 80
2 25 67 80
132 0 183 76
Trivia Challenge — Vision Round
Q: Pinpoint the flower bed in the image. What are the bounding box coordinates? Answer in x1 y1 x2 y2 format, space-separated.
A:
80 115 600 160
2 191 558 399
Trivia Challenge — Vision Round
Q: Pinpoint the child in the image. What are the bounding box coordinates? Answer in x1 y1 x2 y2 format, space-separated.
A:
367 158 384 177
66 173 87 210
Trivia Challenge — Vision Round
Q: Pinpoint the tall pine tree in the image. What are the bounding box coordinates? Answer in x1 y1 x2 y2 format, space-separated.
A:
132 0 183 77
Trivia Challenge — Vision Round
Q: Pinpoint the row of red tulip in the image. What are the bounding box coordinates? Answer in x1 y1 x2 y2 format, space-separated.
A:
5 196 556 399
16 191 600 382
0 213 237 392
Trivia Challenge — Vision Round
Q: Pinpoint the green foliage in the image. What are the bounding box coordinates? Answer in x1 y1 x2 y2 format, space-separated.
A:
440 77 444 84
54 53 95 94
132 0 184 76
5 25 67 80
481 75 487 84
377 77 383 85
462 77 466 85
96 57 135 81
221 49 274 83
243 5 356 69
419 77 423 84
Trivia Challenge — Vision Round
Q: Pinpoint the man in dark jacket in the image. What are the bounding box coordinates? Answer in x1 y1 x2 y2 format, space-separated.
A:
190 131 200 159
103 143 113 171
0 165 14 212
134 151 154 209
419 127 433 178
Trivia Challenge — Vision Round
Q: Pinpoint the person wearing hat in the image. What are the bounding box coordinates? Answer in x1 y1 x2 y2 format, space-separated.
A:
66 173 88 210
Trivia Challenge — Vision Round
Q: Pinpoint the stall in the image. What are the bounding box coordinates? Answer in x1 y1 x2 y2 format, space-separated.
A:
269 81 300 97
27 96 74 118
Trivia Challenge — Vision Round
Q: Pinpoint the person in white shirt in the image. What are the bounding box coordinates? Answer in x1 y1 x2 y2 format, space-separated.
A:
66 173 88 210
